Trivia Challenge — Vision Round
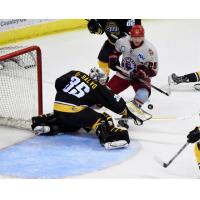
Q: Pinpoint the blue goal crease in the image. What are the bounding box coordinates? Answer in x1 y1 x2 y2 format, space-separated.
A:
0 133 140 178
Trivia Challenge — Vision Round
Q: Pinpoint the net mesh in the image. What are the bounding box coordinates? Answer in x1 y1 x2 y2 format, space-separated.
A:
0 46 41 130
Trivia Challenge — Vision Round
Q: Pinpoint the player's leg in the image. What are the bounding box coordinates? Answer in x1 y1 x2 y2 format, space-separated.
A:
118 82 151 128
107 75 130 94
98 40 115 75
131 81 151 106
71 108 130 149
31 113 62 136
194 142 200 170
96 121 130 149
169 71 200 85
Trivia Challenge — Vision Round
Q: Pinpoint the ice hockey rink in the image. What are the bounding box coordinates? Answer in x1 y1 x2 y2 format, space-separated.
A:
0 19 200 179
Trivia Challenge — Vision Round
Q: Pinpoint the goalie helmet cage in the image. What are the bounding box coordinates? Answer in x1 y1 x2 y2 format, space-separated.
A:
0 45 43 130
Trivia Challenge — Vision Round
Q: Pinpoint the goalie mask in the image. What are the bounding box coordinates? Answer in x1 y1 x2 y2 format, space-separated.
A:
89 67 108 85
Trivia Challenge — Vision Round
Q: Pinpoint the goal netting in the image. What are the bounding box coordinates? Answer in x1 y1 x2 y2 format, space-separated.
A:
0 45 43 130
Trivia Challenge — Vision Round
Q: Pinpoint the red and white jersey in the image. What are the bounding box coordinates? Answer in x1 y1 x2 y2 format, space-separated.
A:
115 35 158 80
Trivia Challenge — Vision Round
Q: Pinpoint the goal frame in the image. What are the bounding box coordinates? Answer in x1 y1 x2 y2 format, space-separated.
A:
0 45 43 115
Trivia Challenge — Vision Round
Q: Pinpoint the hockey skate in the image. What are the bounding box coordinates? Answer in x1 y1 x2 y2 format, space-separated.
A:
96 122 129 150
168 73 189 85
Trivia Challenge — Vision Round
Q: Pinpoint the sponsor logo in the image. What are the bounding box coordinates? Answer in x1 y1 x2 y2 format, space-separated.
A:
0 19 27 27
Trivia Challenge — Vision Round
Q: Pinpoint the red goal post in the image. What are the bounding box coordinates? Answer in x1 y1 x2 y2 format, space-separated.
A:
0 45 43 130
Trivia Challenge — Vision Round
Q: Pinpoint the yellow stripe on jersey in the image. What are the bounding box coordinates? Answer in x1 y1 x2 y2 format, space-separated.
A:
196 71 200 80
53 103 86 113
98 60 110 75
194 142 200 165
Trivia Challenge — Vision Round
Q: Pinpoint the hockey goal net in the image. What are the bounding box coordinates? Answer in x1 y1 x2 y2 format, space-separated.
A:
0 45 43 130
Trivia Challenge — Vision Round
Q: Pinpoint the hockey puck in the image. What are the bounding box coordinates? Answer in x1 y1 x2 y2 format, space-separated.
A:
0 64 4 70
148 104 153 110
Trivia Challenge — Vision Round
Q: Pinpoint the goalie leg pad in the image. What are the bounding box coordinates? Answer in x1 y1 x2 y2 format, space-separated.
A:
102 112 114 126
96 122 130 149
31 113 61 136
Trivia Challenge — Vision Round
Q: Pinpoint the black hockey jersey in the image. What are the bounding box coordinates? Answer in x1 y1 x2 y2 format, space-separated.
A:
96 19 141 44
54 70 126 114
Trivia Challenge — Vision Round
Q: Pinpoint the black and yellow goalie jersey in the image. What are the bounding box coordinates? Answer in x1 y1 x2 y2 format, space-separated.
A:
55 70 126 114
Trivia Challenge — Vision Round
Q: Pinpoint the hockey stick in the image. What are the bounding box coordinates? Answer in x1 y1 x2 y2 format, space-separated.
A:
139 78 170 96
155 142 189 168
115 66 170 96
115 111 200 121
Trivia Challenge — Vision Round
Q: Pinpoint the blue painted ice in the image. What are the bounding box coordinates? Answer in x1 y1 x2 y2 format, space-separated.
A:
0 134 139 178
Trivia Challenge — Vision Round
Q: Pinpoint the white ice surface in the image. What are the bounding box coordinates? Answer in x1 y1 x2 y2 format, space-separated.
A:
0 19 200 178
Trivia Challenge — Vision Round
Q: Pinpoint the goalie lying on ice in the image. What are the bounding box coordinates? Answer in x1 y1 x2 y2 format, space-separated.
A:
31 68 148 150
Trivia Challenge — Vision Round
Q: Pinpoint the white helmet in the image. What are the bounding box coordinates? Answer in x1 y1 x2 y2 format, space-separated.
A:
89 67 108 85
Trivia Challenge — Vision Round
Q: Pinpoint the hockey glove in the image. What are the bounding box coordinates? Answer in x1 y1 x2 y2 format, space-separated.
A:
108 54 120 71
187 127 200 143
131 69 149 81
88 19 103 34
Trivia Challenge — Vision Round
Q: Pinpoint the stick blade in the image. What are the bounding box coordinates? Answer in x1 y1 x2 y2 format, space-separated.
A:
154 156 168 168
163 163 168 168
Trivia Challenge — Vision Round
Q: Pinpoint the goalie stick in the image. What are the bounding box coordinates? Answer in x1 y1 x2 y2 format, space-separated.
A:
115 111 200 121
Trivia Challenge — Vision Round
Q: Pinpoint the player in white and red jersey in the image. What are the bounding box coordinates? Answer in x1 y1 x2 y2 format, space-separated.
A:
107 25 158 128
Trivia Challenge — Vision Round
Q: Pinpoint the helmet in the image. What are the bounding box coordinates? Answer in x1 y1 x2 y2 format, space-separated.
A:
130 25 145 37
89 67 108 85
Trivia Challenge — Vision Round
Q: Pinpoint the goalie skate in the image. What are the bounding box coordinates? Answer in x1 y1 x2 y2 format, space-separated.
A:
103 140 129 150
